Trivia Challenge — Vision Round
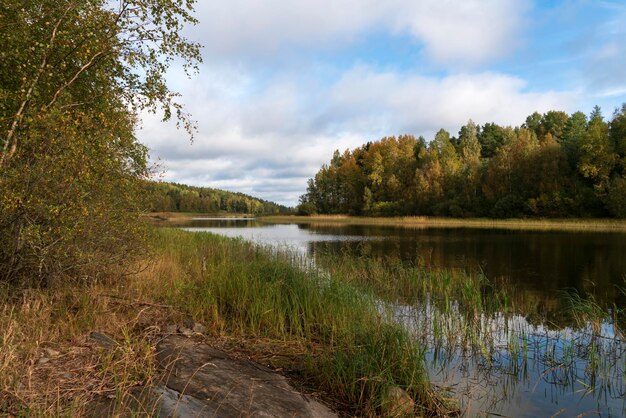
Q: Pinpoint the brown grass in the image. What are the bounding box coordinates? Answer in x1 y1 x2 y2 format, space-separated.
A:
260 214 626 232
0 239 325 416
144 211 255 223
0 262 184 416
0 229 447 417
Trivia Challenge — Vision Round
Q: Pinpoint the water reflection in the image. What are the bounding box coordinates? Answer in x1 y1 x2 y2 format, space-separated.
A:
183 219 626 307
180 219 626 416
296 223 626 306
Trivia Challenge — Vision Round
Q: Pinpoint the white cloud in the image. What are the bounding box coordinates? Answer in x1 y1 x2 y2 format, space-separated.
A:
189 0 530 66
392 0 530 65
327 67 574 135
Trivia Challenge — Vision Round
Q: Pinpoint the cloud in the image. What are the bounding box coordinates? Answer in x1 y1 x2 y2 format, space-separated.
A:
326 67 574 135
189 0 530 66
391 0 531 65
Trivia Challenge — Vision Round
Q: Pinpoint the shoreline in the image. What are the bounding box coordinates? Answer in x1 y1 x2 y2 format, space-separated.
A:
0 228 444 416
259 214 626 232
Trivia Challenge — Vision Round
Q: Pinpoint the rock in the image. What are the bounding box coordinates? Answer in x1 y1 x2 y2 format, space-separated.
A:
88 335 337 417
144 335 337 417
178 327 193 337
383 386 415 417
191 322 207 334
89 331 118 348
37 357 50 365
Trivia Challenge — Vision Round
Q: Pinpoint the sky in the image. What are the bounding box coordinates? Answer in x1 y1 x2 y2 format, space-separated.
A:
138 0 626 207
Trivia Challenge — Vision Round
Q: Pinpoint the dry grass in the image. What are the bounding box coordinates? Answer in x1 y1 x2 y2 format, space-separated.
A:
0 268 181 416
260 215 626 232
143 211 255 224
0 229 450 417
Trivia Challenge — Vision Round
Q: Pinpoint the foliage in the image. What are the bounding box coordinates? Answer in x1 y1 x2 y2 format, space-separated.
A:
144 181 291 215
296 201 317 216
302 108 626 218
0 0 201 286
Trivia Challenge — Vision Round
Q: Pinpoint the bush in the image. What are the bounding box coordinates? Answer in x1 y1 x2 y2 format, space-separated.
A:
491 194 525 218
0 109 149 286
0 1 200 287
296 202 317 216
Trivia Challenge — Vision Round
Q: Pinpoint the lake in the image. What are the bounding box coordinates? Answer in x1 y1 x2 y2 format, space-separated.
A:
181 218 626 417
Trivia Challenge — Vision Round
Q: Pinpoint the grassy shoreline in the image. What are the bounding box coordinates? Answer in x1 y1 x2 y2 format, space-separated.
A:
4 224 622 416
0 228 446 416
260 215 626 232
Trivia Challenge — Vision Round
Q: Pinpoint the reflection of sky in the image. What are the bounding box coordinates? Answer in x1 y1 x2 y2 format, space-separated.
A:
394 301 625 417
183 223 377 258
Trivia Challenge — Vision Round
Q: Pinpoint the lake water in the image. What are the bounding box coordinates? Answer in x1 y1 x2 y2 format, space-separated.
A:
181 218 626 417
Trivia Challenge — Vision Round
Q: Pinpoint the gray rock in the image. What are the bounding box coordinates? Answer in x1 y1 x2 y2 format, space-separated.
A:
161 324 178 334
90 331 118 348
146 335 337 417
87 335 337 418
178 327 193 337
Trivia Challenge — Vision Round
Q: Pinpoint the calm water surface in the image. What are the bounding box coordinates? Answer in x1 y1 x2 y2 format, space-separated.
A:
182 219 626 417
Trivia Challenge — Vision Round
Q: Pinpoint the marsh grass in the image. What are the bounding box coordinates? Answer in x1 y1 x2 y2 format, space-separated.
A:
310 250 626 413
1 228 450 416
261 215 626 232
3 224 623 416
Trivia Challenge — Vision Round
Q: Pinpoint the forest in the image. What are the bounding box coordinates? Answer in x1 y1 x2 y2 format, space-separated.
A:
300 106 626 218
144 181 291 214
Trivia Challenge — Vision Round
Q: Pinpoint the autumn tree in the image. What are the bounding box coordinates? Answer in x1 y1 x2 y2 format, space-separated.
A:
302 107 625 219
0 0 201 285
577 107 616 195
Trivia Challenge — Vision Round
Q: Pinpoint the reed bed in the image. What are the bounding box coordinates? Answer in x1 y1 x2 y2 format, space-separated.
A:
261 215 626 232
312 250 626 413
3 224 624 416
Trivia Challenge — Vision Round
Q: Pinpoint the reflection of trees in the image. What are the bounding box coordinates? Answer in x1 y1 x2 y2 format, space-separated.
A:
305 226 626 308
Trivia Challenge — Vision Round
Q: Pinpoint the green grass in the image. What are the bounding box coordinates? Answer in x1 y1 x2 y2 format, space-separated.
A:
309 250 625 403
146 228 442 415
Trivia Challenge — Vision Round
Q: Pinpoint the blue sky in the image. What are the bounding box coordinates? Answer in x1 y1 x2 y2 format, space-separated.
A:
139 0 626 206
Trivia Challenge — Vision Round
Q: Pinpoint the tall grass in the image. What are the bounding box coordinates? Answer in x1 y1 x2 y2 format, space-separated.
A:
145 229 441 415
309 250 626 414
4 223 622 416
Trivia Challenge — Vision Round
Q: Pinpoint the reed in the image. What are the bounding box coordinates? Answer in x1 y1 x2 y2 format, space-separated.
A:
144 229 440 415
3 224 623 416
260 215 626 232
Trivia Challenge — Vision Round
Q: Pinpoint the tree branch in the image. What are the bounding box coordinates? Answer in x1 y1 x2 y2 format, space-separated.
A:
1 1 77 167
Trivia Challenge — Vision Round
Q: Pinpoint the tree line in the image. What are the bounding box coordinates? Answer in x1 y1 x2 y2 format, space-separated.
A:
300 106 626 218
145 181 291 215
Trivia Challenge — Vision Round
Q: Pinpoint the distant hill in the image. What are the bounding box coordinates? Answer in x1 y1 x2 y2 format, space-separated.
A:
144 181 292 215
